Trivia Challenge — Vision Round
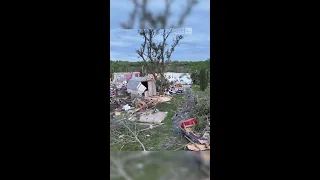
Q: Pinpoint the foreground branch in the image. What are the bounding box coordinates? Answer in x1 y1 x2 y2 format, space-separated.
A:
122 121 146 151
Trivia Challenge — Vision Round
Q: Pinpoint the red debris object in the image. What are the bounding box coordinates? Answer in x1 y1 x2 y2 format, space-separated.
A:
180 118 197 128
179 118 210 151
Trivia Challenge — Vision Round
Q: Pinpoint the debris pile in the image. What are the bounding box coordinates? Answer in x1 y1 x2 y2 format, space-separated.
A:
164 72 192 85
110 72 183 122
172 89 211 151
110 96 135 114
111 82 170 123
166 82 185 95
172 89 196 125
110 71 210 152
110 81 128 98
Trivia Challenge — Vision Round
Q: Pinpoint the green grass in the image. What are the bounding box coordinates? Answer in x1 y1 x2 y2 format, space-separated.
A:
190 85 210 132
110 152 209 180
192 85 210 94
110 94 186 151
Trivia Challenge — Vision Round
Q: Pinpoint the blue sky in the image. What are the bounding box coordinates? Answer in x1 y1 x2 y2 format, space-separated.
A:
110 0 210 61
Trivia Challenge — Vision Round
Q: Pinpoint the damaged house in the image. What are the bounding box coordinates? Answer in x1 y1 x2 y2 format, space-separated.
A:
113 72 140 83
126 76 157 97
164 72 192 85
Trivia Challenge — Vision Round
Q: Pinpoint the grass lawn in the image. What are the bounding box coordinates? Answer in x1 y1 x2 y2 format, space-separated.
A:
110 94 186 151
191 85 210 95
190 85 210 132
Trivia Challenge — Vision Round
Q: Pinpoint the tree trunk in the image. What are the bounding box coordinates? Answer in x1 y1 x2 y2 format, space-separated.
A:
159 77 164 95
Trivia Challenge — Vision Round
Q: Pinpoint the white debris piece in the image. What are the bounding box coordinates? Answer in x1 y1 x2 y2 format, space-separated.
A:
122 104 131 111
137 83 147 95
203 131 210 139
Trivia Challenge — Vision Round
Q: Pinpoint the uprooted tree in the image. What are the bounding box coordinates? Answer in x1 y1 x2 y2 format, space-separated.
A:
136 29 183 95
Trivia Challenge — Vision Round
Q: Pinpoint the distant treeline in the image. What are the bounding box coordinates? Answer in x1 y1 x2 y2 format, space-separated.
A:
110 59 210 77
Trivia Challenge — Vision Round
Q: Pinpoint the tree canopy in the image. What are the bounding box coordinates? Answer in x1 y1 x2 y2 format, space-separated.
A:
110 59 210 76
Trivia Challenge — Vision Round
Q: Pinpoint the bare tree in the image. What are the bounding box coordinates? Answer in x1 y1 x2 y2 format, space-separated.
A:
121 0 199 29
136 28 183 94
